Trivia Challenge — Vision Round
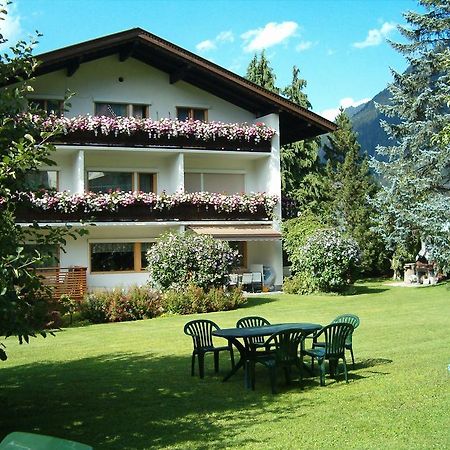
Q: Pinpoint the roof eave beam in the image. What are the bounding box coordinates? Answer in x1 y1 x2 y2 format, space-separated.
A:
170 64 192 84
66 57 81 77
119 42 138 62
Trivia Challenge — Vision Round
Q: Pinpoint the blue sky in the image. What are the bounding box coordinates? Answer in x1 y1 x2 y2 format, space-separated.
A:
2 0 420 120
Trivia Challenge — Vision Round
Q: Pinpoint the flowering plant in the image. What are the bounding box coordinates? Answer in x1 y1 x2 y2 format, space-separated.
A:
12 190 279 219
26 115 276 145
292 228 361 293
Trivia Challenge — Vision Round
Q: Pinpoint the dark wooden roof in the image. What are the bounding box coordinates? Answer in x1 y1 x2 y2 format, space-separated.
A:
32 28 336 145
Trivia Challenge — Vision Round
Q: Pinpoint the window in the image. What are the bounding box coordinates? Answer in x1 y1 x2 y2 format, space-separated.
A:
184 172 245 194
23 170 58 190
87 171 156 193
90 242 154 272
95 103 149 119
29 99 63 117
177 107 207 122
23 244 60 268
229 241 247 268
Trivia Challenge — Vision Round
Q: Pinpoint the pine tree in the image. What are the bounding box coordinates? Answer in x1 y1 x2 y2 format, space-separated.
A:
371 0 450 272
325 110 388 274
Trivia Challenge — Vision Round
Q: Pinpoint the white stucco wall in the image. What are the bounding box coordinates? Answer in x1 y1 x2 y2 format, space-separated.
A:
30 56 255 123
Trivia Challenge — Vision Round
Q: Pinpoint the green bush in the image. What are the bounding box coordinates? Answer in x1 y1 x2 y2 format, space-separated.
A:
146 232 239 291
283 272 316 295
162 284 245 315
80 286 163 323
293 228 361 293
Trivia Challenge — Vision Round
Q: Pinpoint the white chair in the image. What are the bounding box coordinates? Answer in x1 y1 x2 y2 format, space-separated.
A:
252 272 263 292
228 273 239 287
241 273 253 292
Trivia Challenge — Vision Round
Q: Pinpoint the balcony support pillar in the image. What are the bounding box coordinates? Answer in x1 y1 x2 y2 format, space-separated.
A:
74 150 85 193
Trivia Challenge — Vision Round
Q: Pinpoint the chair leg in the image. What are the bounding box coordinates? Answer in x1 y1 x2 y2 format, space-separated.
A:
318 358 325 386
342 356 349 383
191 353 196 376
284 366 291 385
250 360 256 390
229 344 235 368
349 346 355 369
198 352 205 379
214 350 220 373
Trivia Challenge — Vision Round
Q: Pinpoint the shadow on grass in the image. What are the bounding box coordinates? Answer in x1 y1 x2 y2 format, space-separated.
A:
344 285 390 295
240 296 277 308
0 352 314 449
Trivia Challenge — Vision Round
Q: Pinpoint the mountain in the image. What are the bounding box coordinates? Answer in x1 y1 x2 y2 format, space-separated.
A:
345 86 399 159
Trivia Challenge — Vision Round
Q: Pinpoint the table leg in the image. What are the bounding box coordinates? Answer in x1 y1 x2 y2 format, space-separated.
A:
220 338 247 383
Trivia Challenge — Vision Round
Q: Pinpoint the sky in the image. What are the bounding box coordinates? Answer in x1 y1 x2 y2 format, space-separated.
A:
1 0 421 120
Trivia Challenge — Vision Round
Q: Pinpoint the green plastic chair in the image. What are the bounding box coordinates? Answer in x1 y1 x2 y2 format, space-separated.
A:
303 322 354 386
249 328 307 394
0 432 93 449
313 314 360 368
236 316 271 348
184 319 235 379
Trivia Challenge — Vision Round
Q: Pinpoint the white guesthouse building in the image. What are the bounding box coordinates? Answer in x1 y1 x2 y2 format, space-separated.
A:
15 28 335 292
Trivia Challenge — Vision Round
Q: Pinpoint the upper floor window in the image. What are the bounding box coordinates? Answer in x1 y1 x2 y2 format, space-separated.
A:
177 107 207 122
95 102 149 119
23 170 58 191
184 172 245 194
87 171 156 193
29 99 63 117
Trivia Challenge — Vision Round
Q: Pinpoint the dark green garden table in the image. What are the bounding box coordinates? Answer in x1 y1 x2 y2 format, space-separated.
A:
213 322 322 387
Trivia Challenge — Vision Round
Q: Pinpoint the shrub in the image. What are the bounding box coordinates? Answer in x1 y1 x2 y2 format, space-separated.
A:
283 272 316 295
146 232 239 290
294 228 361 293
162 284 245 315
80 286 163 323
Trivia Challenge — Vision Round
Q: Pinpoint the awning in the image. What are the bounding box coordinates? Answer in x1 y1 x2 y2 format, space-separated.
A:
188 225 281 241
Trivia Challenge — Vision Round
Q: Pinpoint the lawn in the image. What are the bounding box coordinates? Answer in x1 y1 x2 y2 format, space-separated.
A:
0 281 449 449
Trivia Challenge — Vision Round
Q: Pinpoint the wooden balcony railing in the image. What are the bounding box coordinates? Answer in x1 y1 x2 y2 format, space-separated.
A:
36 266 87 301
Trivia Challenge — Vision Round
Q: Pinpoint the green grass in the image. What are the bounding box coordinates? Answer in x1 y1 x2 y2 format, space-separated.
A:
1 281 449 449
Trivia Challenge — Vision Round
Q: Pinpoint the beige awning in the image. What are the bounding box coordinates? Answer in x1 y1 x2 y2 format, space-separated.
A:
188 225 281 241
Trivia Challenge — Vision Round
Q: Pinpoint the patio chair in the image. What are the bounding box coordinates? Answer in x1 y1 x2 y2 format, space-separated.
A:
251 272 263 292
184 319 235 379
241 273 253 292
228 273 239 287
313 313 360 368
248 328 307 394
236 316 271 349
0 432 93 449
303 323 354 386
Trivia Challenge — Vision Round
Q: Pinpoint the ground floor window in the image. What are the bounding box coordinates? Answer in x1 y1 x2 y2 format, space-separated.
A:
228 241 247 269
90 242 155 273
23 244 60 267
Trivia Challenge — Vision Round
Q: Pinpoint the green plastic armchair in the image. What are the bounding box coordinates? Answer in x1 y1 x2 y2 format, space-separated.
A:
0 432 93 449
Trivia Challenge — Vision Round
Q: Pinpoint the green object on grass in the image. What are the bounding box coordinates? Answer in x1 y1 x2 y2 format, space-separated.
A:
0 432 92 450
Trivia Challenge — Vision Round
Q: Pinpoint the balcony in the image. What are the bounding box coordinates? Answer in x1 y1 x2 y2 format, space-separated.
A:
36 266 87 302
35 116 275 152
13 191 278 223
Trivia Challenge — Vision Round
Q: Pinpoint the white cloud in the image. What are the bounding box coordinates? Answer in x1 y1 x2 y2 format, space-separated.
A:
0 3 22 49
196 39 216 52
241 21 298 52
195 30 234 53
353 21 396 49
216 30 234 43
295 40 314 52
320 97 370 121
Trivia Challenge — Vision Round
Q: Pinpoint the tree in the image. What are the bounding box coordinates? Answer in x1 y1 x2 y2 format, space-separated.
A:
370 0 450 273
280 66 324 211
245 50 279 93
0 4 85 360
324 109 389 274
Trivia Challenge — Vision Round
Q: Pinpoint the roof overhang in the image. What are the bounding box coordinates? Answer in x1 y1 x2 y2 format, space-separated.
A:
18 28 336 145
189 225 281 241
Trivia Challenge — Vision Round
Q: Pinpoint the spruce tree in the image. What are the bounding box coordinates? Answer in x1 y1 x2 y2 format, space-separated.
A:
371 0 450 272
245 51 279 93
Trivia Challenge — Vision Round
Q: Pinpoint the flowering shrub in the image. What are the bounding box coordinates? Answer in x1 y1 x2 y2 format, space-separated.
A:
11 190 278 219
25 115 276 145
147 232 239 290
292 229 361 293
80 286 163 323
162 283 245 314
